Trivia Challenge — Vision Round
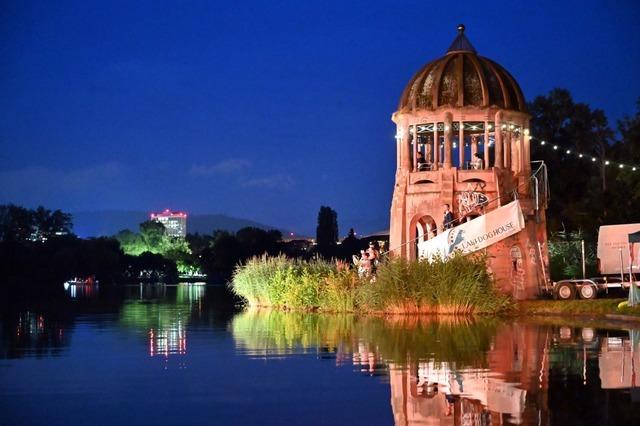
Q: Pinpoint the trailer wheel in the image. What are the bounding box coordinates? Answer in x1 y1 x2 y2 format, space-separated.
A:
579 284 597 300
555 282 576 300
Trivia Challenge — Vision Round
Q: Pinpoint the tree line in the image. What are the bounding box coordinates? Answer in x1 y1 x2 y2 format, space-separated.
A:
0 203 370 287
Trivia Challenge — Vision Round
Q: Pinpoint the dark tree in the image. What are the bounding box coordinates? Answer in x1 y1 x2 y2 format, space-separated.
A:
0 205 34 242
32 206 73 240
529 89 614 234
200 231 244 275
605 98 640 225
0 205 72 242
316 206 338 258
236 227 282 258
338 227 362 260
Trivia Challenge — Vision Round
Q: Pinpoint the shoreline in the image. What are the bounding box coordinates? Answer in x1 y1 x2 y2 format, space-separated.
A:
236 298 640 324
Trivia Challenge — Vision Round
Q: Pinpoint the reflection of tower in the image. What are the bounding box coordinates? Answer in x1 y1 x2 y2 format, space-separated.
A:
387 323 551 425
388 25 549 299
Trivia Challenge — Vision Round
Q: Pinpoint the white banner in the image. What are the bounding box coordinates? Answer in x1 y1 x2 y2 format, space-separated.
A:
418 200 525 260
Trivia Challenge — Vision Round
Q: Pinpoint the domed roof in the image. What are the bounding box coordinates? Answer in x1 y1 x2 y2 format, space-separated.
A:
398 25 527 113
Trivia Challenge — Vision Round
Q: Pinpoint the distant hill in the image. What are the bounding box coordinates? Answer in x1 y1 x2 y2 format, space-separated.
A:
71 210 291 238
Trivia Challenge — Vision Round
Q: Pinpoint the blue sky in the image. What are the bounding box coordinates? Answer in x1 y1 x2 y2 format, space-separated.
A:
1 0 639 235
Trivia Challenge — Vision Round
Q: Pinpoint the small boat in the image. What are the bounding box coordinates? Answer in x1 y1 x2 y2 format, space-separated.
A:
64 276 98 286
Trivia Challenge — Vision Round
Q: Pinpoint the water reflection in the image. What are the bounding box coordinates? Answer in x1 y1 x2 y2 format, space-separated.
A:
231 310 640 425
3 287 640 425
63 282 99 299
0 310 70 358
119 283 205 357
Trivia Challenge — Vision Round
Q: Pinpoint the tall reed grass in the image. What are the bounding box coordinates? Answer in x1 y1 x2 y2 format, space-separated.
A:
230 254 514 315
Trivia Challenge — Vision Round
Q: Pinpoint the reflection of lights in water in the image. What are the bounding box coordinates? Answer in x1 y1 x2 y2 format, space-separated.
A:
148 322 187 357
63 282 99 299
14 311 64 345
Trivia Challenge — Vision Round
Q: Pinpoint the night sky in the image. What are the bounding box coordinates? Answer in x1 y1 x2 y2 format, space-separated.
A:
1 0 639 236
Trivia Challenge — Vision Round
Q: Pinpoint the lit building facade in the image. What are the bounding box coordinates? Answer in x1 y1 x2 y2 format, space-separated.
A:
150 209 187 238
389 25 549 299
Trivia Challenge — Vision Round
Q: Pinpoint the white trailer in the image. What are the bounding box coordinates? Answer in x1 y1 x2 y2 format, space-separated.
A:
550 224 640 300
597 223 640 275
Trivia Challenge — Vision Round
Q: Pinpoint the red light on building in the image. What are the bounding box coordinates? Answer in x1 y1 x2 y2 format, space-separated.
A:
149 209 188 238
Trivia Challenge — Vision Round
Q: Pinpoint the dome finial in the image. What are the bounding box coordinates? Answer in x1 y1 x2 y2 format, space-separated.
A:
447 24 476 54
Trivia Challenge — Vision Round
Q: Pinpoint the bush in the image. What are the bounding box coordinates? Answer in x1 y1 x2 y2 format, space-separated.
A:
230 254 514 315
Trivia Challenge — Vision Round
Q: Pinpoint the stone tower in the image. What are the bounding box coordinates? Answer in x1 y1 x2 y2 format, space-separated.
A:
389 25 549 299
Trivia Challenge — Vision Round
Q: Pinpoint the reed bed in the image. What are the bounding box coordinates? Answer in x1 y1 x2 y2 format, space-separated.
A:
230 254 514 315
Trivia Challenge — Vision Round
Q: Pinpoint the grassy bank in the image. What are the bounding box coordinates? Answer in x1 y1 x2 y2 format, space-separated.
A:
230 254 514 315
519 299 640 318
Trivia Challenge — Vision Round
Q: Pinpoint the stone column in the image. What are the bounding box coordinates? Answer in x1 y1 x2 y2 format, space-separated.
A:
412 125 418 172
471 135 478 160
494 112 503 169
399 126 411 171
523 124 532 175
433 123 439 171
444 113 453 169
458 121 465 169
396 126 401 171
504 128 512 170
515 133 521 173
484 121 490 169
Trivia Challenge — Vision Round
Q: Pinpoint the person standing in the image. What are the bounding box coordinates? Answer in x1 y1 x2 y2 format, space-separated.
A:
358 251 372 278
416 151 428 171
367 242 380 275
471 153 483 169
443 204 454 229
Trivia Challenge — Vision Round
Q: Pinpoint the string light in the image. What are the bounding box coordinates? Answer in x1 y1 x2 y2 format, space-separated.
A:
532 136 638 171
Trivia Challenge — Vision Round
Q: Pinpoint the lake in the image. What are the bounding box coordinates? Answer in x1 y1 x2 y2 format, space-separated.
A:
1 283 639 425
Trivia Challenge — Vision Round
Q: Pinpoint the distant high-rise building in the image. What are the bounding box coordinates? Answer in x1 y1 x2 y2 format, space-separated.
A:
150 209 187 238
